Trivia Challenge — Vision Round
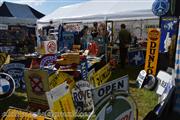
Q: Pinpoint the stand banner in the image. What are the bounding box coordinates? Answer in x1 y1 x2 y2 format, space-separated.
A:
145 28 160 75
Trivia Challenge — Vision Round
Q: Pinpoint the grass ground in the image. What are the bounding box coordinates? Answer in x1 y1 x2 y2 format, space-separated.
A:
0 65 158 120
109 65 158 120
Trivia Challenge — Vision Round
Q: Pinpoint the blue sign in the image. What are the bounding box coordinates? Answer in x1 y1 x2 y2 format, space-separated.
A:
0 73 15 100
40 55 57 69
2 63 25 89
80 59 88 80
128 50 144 66
62 32 74 50
152 0 170 16
160 17 178 53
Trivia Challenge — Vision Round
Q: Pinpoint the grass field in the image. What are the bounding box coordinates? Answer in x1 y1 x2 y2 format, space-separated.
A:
0 65 158 120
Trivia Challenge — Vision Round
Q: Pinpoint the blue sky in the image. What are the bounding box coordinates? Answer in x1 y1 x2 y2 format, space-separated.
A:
0 0 89 15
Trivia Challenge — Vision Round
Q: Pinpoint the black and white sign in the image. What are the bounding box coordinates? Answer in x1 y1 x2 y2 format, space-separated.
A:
92 75 128 106
72 80 93 112
2 63 25 88
0 73 15 100
136 70 147 88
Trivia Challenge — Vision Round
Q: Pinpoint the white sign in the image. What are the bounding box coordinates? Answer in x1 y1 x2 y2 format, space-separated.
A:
0 24 8 30
72 80 93 112
44 40 57 54
136 70 147 88
156 71 172 95
92 75 128 106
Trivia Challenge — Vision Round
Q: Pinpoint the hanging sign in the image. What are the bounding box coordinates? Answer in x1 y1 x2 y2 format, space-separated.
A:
160 17 178 53
40 54 57 69
152 0 170 16
94 95 134 120
2 108 47 120
92 75 128 106
24 69 50 106
92 63 111 87
46 82 76 120
72 80 93 113
0 73 15 100
145 28 160 75
2 63 25 89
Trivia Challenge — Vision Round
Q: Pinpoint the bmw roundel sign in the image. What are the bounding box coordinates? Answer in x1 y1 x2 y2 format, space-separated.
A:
152 0 170 16
0 73 15 100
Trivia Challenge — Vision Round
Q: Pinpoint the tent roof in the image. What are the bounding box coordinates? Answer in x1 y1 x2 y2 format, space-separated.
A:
38 0 157 24
0 2 44 25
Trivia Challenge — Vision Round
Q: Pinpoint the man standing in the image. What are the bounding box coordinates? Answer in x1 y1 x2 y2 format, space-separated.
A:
118 24 131 68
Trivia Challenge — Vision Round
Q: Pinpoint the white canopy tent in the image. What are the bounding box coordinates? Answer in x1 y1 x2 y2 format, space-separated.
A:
38 0 157 26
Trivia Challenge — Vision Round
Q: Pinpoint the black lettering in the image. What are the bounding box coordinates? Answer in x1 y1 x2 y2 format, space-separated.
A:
118 80 124 89
150 42 156 48
148 55 155 62
150 48 156 55
106 85 111 94
148 62 153 68
73 92 78 102
147 69 153 74
112 83 116 91
86 90 91 98
98 88 104 97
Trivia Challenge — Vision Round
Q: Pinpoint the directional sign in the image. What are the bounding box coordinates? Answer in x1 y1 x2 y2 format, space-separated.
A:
92 75 128 106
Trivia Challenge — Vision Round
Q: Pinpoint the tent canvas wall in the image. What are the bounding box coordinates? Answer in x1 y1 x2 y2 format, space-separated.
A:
38 0 157 26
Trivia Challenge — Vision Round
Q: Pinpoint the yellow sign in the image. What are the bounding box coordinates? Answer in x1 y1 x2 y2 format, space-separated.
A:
46 82 76 120
1 108 47 120
145 28 160 75
24 69 50 106
48 71 75 89
92 63 111 87
0 53 10 67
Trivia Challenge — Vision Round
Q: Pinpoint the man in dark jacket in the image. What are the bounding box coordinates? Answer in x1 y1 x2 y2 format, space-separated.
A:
118 24 131 68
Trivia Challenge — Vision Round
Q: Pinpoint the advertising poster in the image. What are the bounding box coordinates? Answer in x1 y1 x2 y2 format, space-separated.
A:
128 50 144 66
24 69 50 106
92 63 111 87
72 80 93 113
62 32 74 50
145 28 160 75
46 82 76 120
2 63 25 89
160 17 178 53
43 40 57 54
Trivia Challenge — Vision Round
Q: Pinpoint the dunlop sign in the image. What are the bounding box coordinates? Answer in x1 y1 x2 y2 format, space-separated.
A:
145 28 160 75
